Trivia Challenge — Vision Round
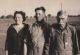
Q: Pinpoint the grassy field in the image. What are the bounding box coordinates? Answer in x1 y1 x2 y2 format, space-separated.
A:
0 16 80 55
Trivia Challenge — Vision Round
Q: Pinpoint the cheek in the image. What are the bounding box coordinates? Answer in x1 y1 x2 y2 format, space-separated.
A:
20 18 23 21
63 19 67 23
17 18 23 22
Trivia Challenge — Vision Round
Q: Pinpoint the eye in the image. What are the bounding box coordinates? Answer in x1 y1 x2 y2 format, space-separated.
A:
16 16 19 18
61 18 65 20
38 13 40 15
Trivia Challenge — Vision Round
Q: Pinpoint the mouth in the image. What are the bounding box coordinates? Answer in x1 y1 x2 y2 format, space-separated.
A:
59 24 65 29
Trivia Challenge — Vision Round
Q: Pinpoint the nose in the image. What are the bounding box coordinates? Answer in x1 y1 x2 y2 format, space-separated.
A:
37 13 40 17
59 19 63 24
16 17 20 20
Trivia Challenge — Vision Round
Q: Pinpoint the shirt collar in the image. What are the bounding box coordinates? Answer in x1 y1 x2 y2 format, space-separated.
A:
56 23 69 33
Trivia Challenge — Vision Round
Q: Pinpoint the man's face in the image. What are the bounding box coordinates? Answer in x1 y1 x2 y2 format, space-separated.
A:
36 10 45 21
57 14 68 29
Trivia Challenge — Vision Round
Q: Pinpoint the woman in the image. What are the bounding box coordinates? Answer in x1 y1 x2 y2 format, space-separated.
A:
5 11 32 55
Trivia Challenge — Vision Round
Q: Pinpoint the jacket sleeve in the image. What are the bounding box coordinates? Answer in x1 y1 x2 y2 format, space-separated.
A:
71 26 79 54
25 24 33 48
43 24 51 55
5 26 11 51
49 27 56 55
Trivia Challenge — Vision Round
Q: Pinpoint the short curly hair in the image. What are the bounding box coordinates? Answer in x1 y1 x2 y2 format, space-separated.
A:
14 11 26 21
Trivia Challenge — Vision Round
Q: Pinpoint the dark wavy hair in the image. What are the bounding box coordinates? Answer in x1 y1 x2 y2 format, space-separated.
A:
35 7 46 21
35 6 46 13
14 11 26 22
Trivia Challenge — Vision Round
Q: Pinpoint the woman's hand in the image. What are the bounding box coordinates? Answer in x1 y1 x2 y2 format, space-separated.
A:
5 50 8 55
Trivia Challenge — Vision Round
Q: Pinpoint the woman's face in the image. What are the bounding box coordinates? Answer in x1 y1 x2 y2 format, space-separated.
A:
15 14 23 25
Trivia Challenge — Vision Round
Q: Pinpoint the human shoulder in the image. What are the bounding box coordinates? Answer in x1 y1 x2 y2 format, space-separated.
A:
7 24 16 33
68 24 76 32
8 24 15 29
32 22 38 28
50 23 58 33
51 23 59 30
23 23 30 30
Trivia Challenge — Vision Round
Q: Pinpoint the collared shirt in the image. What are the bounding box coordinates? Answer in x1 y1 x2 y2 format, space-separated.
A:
55 25 72 51
50 23 79 55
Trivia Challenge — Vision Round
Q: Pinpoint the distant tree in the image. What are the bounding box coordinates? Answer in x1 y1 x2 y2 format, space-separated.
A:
78 14 80 17
47 14 52 18
0 15 5 19
68 15 78 17
25 16 28 19
6 14 14 19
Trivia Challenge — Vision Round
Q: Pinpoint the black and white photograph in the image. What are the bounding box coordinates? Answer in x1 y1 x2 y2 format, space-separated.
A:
0 0 80 55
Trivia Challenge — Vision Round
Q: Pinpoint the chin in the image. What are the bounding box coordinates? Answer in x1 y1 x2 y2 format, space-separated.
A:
60 25 65 29
61 27 64 30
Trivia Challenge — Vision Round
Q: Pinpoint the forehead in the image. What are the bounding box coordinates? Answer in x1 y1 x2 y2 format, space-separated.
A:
59 14 68 19
16 13 22 17
36 10 44 14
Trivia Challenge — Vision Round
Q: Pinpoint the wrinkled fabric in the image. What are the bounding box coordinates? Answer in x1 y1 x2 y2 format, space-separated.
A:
5 23 32 55
31 20 50 55
50 24 79 55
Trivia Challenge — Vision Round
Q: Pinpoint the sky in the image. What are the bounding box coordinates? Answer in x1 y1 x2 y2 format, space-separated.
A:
0 0 80 16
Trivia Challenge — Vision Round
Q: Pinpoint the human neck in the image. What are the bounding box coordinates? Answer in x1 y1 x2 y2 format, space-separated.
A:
37 19 44 23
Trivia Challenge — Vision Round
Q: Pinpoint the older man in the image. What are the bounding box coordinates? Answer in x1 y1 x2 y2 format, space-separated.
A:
31 7 50 55
50 10 79 55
